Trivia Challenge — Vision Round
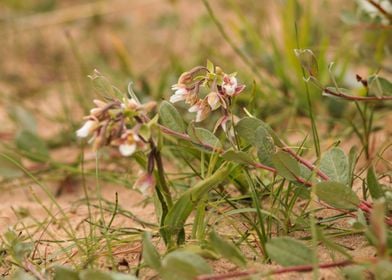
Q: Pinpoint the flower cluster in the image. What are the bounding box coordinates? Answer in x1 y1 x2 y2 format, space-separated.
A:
169 62 245 122
76 97 156 157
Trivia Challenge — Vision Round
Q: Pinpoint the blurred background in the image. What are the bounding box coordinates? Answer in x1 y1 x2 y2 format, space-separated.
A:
0 0 391 178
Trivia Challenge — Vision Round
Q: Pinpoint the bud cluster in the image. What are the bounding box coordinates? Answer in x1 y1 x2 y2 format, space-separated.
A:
76 97 156 156
169 62 245 122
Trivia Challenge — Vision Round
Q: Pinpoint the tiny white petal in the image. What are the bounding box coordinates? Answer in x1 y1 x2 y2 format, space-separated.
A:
76 120 95 138
119 143 137 157
223 84 235 95
170 93 186 103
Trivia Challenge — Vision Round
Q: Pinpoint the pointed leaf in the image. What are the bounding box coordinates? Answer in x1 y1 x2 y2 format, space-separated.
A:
367 167 384 200
266 237 312 266
222 150 253 165
142 232 162 270
314 181 360 210
209 231 246 267
255 126 275 167
187 126 222 149
320 147 349 184
159 101 186 133
271 151 300 181
236 117 283 147
160 251 212 280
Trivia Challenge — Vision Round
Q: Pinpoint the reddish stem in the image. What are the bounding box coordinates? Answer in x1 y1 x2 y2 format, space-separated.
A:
196 259 354 280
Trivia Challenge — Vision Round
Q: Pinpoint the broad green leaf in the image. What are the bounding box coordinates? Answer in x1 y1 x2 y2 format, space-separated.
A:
320 147 349 184
8 106 37 133
160 251 212 280
208 231 246 267
142 232 162 270
368 75 392 97
16 130 50 161
343 265 367 280
236 117 283 147
314 181 360 210
159 101 186 133
255 126 275 167
271 151 300 181
266 237 312 266
54 266 79 280
294 49 318 77
221 150 253 165
187 126 222 149
0 154 24 178
164 167 230 245
367 167 384 200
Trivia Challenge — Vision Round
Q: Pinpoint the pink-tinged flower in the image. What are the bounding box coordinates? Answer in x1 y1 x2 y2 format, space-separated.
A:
195 101 211 122
206 92 219 110
222 75 238 96
170 84 188 103
133 173 155 195
76 120 97 138
112 130 142 157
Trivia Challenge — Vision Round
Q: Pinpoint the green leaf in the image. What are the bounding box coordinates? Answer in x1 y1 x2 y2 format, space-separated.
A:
159 101 186 133
367 167 384 200
266 237 312 266
368 75 392 97
271 151 300 181
142 232 162 270
221 150 253 165
314 181 360 210
236 117 283 148
160 251 212 280
0 154 24 178
187 126 222 149
15 130 50 161
320 147 349 184
206 59 214 73
294 49 318 77
164 167 230 245
343 265 367 280
255 126 275 167
54 266 79 280
208 231 246 267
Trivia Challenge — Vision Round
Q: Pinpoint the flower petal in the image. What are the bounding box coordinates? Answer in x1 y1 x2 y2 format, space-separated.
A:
119 143 136 156
76 120 96 138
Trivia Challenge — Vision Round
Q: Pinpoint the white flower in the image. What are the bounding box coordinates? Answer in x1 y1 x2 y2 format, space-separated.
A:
170 84 188 103
222 75 238 96
76 120 96 138
133 173 155 195
118 143 137 157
